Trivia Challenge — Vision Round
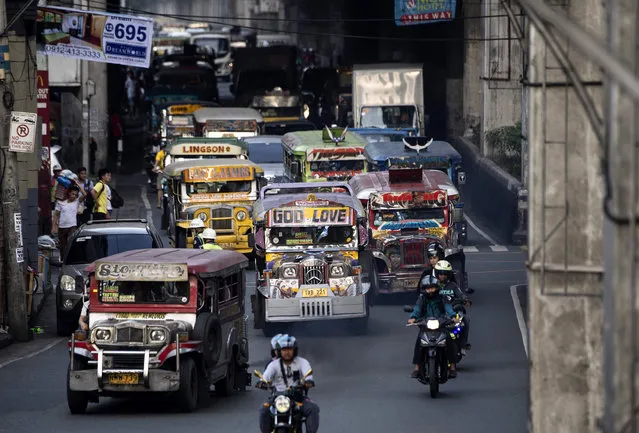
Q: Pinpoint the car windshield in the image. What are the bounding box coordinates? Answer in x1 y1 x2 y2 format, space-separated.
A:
186 181 252 194
192 37 229 57
309 159 365 174
268 226 355 247
248 142 283 163
373 208 446 226
98 280 189 304
65 233 157 265
360 105 416 129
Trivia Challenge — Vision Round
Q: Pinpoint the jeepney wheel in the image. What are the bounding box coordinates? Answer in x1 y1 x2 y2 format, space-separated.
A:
67 357 89 414
193 313 222 369
177 357 199 412
214 356 236 397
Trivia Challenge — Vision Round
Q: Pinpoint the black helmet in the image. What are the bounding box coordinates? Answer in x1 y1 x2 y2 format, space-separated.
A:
420 275 440 298
427 242 445 260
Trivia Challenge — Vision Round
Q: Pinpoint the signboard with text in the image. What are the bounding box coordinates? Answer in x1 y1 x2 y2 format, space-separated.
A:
8 112 37 153
36 6 153 68
269 207 353 227
394 0 457 26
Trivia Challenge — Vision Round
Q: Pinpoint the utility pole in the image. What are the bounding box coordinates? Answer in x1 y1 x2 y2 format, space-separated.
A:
0 0 28 341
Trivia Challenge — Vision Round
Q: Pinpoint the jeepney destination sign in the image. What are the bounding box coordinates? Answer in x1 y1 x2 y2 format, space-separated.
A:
171 143 244 156
184 166 253 182
96 262 189 281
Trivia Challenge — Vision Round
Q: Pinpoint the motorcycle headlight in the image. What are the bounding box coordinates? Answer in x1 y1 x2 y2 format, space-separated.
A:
274 395 291 413
426 319 440 330
303 104 310 119
236 210 247 221
330 264 346 277
93 327 113 342
148 328 167 343
61 275 75 291
281 265 297 279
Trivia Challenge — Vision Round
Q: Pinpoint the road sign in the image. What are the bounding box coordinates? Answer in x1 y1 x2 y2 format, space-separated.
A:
8 111 37 153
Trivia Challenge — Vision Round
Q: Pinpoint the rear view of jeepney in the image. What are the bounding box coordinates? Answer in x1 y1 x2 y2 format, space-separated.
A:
281 128 368 182
66 250 251 414
350 169 467 294
163 159 266 253
250 186 370 336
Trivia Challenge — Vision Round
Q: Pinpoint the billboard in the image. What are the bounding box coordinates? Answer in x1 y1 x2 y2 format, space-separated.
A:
36 6 153 68
394 0 457 26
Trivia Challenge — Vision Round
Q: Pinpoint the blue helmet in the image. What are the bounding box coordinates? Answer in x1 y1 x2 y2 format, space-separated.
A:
276 334 298 355
270 333 283 350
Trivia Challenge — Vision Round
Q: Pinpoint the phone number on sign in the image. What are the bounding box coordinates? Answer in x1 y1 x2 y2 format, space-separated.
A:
44 45 104 59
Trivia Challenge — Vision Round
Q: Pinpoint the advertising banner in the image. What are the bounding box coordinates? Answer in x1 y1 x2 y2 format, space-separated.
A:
394 0 457 26
36 6 153 68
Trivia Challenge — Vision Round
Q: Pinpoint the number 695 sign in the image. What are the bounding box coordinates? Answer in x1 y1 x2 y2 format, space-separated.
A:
36 6 153 68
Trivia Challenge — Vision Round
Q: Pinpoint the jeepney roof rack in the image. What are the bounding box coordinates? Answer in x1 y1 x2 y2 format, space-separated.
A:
388 168 423 184
86 219 148 225
403 136 433 154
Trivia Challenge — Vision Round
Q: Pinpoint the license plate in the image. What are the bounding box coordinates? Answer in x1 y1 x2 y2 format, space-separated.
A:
403 279 419 288
107 373 140 385
301 288 328 298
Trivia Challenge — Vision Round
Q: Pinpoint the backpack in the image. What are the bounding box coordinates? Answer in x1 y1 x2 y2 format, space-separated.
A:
110 187 124 209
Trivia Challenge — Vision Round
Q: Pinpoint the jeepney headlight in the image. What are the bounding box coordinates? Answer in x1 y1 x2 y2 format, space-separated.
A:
274 395 291 413
61 275 75 291
93 327 113 342
330 264 347 277
303 104 310 119
281 265 297 279
236 210 247 221
148 328 167 343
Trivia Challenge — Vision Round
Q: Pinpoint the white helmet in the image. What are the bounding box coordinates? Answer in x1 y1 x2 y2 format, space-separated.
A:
270 333 283 350
190 218 205 229
202 228 217 240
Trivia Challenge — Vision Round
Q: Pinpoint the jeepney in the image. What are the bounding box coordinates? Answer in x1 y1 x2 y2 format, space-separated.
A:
282 127 368 182
365 137 467 243
193 107 264 138
160 103 218 139
67 249 250 414
251 183 370 336
349 169 468 294
163 159 266 253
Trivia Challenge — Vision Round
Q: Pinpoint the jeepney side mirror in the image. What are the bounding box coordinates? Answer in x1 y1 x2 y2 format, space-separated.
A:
290 161 300 176
457 171 466 185
451 205 465 223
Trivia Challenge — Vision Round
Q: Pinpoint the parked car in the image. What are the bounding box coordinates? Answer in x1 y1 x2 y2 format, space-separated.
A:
55 219 164 336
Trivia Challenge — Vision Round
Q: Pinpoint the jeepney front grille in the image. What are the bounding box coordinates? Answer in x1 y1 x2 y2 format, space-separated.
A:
116 327 145 343
210 207 233 233
303 260 326 285
300 299 332 318
403 241 425 266
110 354 145 369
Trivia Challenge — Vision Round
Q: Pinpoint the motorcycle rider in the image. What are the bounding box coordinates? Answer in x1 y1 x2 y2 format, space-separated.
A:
435 260 471 354
202 228 223 250
408 275 458 378
257 335 320 433
418 242 445 290
152 141 167 209
190 218 205 249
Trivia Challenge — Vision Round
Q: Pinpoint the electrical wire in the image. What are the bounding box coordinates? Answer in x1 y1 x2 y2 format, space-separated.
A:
50 0 520 43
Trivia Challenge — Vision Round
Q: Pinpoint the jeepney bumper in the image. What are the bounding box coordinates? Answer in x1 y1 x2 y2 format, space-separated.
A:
377 272 421 294
69 369 180 393
265 295 367 322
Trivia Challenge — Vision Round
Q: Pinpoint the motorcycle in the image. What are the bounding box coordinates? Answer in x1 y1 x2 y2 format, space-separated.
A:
255 369 313 433
446 295 472 362
404 307 463 398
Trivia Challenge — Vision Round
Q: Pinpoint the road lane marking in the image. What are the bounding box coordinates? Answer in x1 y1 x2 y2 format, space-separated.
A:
463 245 479 253
141 186 153 222
0 338 64 369
490 245 509 252
465 214 499 245
510 285 529 358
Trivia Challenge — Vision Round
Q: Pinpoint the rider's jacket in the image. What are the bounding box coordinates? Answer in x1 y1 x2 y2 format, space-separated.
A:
263 357 314 392
409 293 455 321
439 280 465 301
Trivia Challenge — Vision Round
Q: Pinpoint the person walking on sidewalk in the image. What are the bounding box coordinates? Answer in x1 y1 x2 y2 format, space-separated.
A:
76 166 94 227
52 185 81 259
91 168 112 220
152 142 167 209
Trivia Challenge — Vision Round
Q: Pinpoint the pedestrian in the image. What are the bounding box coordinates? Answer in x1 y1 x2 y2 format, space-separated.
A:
51 164 62 209
90 168 111 220
125 71 137 118
52 185 81 259
153 142 167 208
76 166 94 227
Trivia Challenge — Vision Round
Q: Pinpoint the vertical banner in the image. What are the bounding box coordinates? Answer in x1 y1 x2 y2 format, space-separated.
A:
37 53 52 235
36 6 153 68
394 0 457 26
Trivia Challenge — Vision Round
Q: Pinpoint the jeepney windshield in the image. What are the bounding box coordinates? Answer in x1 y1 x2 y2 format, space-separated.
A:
248 143 283 164
186 181 252 195
97 280 190 304
361 106 416 129
373 208 446 226
309 159 364 174
268 225 356 247
168 115 193 126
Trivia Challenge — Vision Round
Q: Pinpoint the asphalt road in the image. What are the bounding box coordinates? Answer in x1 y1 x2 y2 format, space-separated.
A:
0 180 529 433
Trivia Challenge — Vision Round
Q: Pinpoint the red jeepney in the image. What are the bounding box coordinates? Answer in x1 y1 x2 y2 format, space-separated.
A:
349 169 467 294
67 249 250 414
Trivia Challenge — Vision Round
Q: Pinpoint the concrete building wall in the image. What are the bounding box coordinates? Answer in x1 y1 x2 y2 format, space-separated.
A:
527 0 605 431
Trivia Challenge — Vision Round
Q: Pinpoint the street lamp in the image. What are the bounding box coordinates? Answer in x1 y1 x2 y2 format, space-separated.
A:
84 79 96 174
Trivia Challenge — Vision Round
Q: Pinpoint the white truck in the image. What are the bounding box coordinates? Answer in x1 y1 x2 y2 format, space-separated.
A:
352 64 426 137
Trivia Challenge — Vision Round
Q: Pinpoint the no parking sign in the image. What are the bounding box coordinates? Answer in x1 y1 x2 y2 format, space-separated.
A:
8 111 37 153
